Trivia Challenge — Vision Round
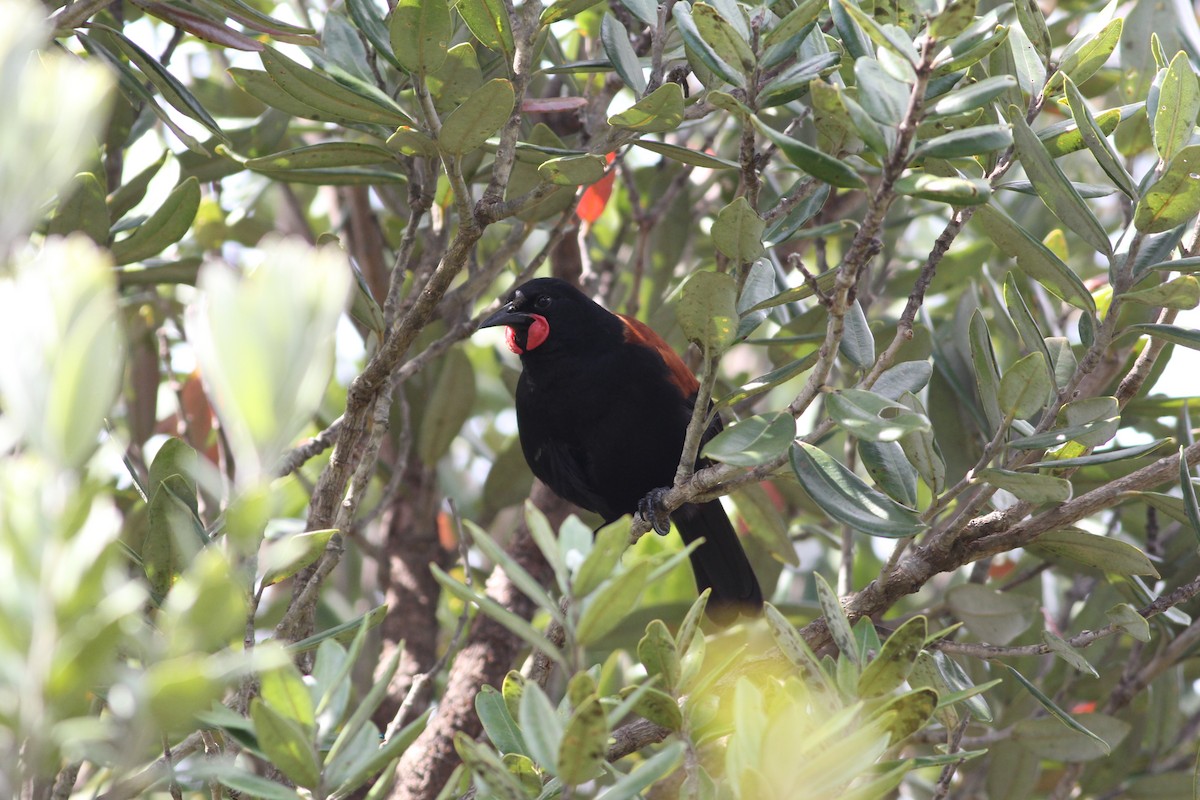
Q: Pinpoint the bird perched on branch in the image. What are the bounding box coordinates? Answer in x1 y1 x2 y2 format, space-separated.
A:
479 277 762 622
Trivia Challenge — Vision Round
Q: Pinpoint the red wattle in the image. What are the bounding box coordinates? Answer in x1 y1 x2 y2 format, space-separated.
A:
504 314 550 354
505 326 523 354
525 314 549 350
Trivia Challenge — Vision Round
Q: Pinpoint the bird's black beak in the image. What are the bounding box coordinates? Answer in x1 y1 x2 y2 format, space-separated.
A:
479 304 533 330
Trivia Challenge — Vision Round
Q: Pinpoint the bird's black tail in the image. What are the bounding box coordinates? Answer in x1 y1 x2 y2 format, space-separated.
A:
672 500 763 624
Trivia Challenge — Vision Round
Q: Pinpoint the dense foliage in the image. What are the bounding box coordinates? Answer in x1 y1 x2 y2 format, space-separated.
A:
4 0 1200 796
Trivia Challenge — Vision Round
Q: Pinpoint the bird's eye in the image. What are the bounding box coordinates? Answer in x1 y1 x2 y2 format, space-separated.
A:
534 296 552 309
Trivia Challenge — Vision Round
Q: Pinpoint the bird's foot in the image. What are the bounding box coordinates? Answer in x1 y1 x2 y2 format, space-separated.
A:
637 488 673 536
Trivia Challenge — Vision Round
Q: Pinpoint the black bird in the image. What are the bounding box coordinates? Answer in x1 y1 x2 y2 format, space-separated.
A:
479 277 763 622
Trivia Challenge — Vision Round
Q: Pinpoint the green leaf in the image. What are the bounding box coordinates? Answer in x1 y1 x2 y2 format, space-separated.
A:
858 616 927 697
110 177 200 266
763 603 834 691
712 196 765 262
913 124 1012 159
246 141 394 171
933 18 1009 72
714 352 819 410
969 309 1005 433
1001 662 1119 756
576 561 653 644
931 75 1019 116
101 26 226 139
1134 146 1200 234
827 389 931 441
1041 630 1097 676
386 126 439 157
855 58 911 126
389 0 450 74
517 682 563 772
287 605 387 653
1039 105 1124 158
557 696 609 784
1181 445 1200 547
895 172 992 205
1153 52 1200 161
972 204 1095 311
502 670 525 721
538 154 608 186
929 0 976 39
1009 418 1117 452
638 620 681 692
600 14 645 94
814 572 859 664
260 663 316 732
702 412 795 466
476 685 528 755
1062 79 1138 200
1055 18 1122 89
416 348 476 462
691 2 755 74
859 440 919 506
976 468 1070 503
1003 272 1057 390
1013 0 1051 61
840 299 876 369
836 0 918 64
1023 437 1170 468
454 733 528 800
431 565 568 666
607 82 685 133
345 0 404 69
572 517 627 597
1011 712 1128 761
334 708 429 795
1030 528 1159 577
1105 603 1151 642
438 78 515 154
874 689 938 745
897 393 945 494
759 52 841 106
259 46 411 126
763 0 824 48
219 771 303 800
1008 106 1112 255
458 0 514 58
1126 322 1200 350
621 684 683 730
630 138 740 169
1146 255 1200 273
677 270 738 353
462 520 563 626
1123 275 1200 309
999 351 1051 419
250 699 320 789
753 117 867 188
594 741 686 800
870 361 934 400
790 443 925 537
991 22 1045 106
672 2 743 86
540 0 606 25
616 0 656 25
946 583 1036 644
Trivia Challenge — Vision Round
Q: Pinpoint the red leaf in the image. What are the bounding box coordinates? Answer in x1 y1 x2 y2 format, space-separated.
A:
577 152 616 223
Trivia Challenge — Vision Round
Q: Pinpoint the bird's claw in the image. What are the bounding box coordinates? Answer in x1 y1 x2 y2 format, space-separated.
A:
637 488 672 536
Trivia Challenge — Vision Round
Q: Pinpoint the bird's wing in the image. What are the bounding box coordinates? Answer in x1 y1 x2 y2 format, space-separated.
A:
616 314 700 397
